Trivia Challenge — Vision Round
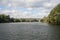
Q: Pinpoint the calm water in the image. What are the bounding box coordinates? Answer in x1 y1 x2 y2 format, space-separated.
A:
0 22 60 40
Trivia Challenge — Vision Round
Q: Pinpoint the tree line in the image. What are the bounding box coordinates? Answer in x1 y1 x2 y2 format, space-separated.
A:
0 14 40 23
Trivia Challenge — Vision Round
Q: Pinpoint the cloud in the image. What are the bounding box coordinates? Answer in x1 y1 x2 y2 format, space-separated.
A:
43 2 52 7
0 0 60 8
0 0 60 18
0 9 32 18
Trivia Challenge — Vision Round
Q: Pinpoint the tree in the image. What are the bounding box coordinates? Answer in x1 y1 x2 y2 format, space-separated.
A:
47 3 60 24
0 14 10 23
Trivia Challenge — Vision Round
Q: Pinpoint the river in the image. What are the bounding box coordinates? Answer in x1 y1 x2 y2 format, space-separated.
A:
0 22 60 40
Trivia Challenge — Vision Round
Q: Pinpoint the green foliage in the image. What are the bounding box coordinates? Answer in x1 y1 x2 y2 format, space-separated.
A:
47 4 60 24
40 3 60 25
0 14 10 23
0 14 40 23
40 17 48 23
14 19 21 22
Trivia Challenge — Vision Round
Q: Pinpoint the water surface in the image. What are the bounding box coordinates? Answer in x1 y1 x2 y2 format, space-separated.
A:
0 22 60 40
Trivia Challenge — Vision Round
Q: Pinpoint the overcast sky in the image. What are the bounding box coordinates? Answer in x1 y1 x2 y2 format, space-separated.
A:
0 0 60 18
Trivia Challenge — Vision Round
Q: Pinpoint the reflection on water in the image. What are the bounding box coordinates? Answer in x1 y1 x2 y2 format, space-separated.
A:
0 22 60 40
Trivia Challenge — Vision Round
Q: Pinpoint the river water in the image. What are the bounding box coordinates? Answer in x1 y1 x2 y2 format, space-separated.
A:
0 22 60 40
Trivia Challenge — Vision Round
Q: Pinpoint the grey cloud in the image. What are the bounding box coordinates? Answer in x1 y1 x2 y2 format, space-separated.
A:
0 0 60 18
